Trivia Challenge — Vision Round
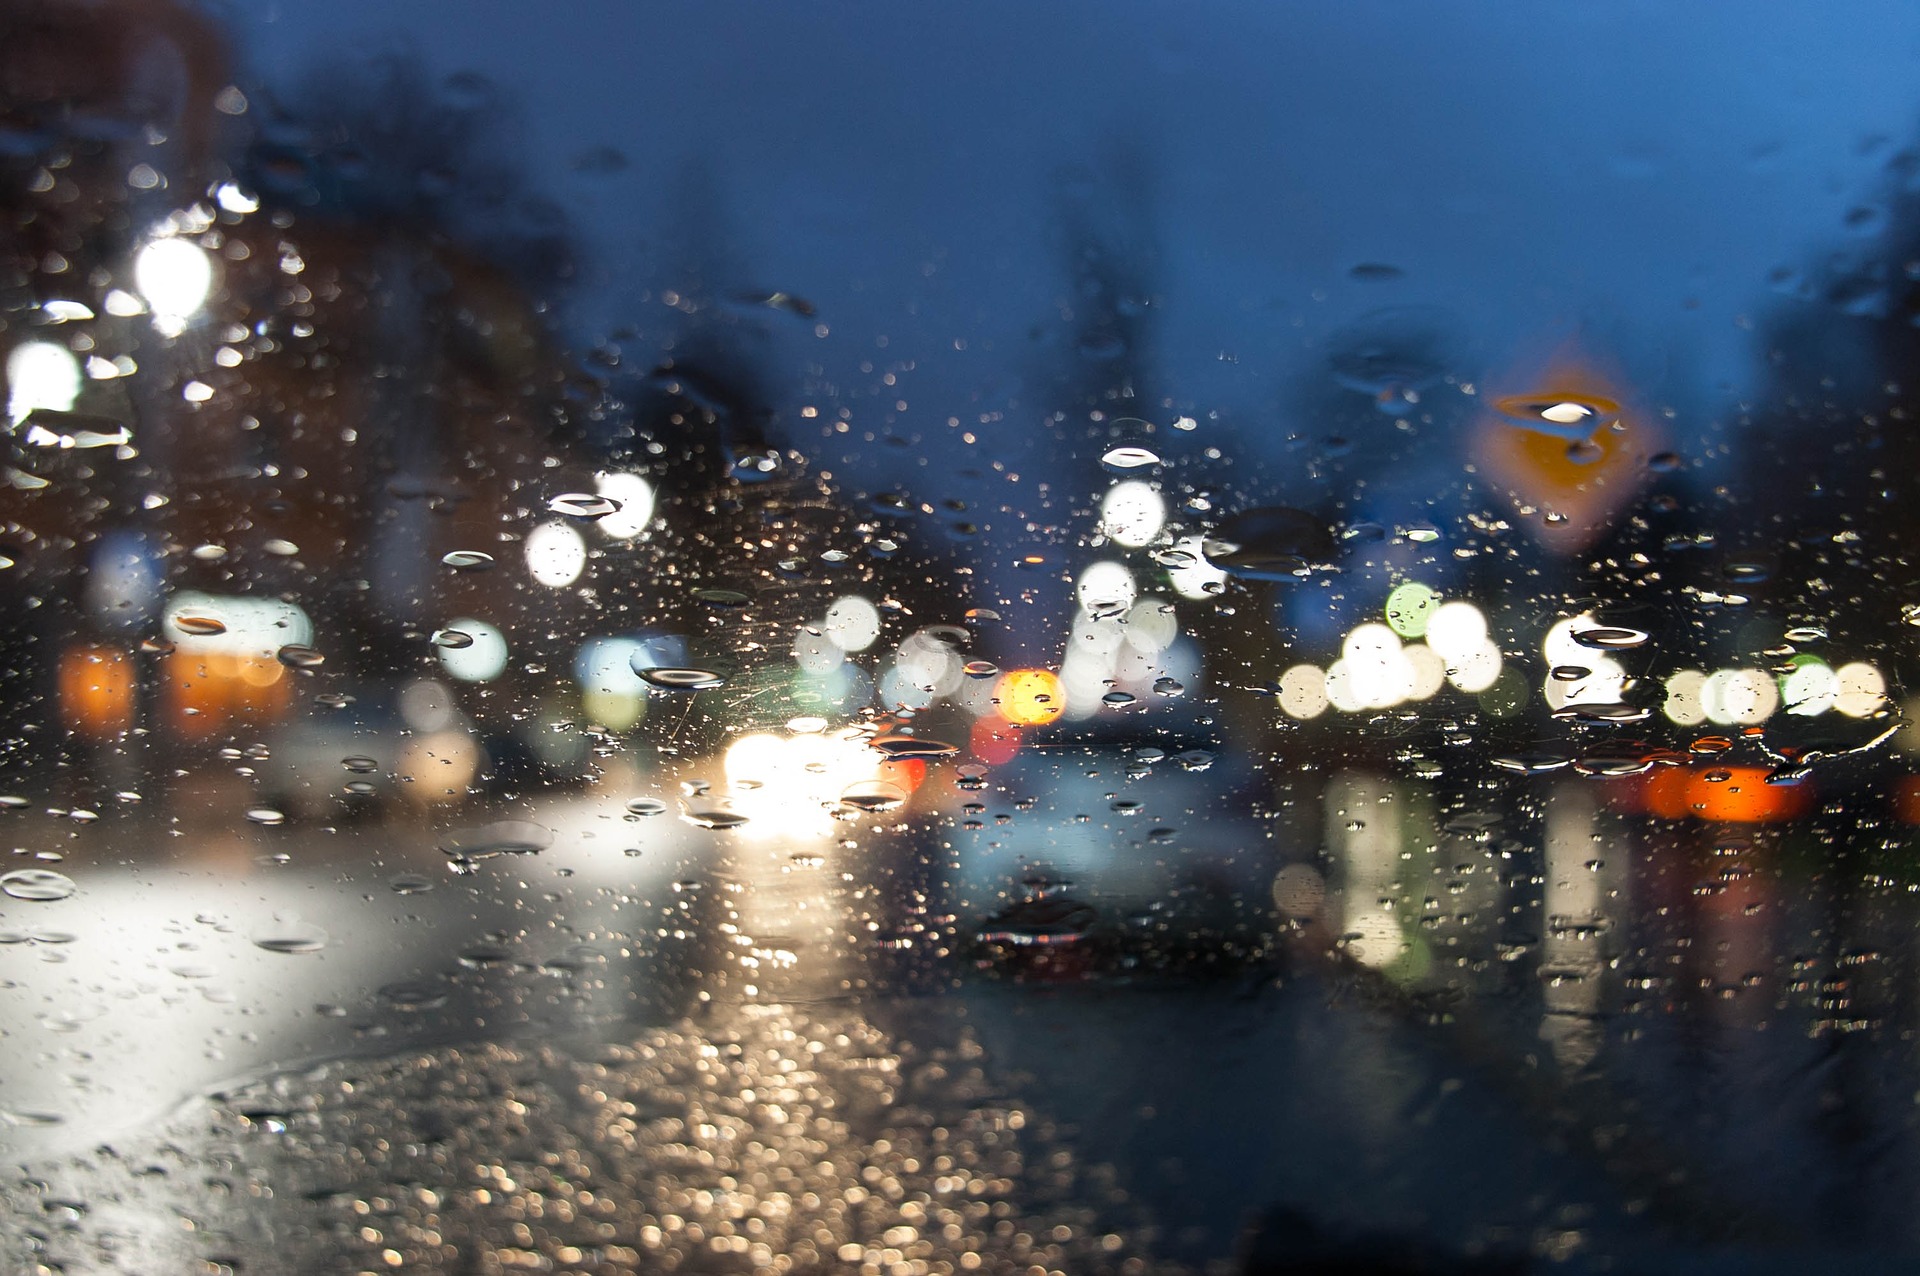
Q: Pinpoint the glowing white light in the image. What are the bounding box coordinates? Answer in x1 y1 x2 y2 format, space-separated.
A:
593 471 655 539
1076 561 1136 618
1404 643 1447 700
1782 662 1838 717
1424 601 1489 662
1324 659 1362 712
1099 480 1166 548
1445 643 1503 693
823 595 881 651
1703 668 1777 725
133 237 214 321
1058 649 1116 718
1663 669 1708 726
1835 662 1888 718
1346 911 1406 969
438 618 508 682
793 627 844 676
1164 534 1228 600
879 666 938 711
1278 664 1329 719
723 730 883 840
894 631 963 698
6 341 81 426
213 182 259 214
1341 624 1415 709
1070 615 1127 658
1123 598 1177 654
525 519 586 587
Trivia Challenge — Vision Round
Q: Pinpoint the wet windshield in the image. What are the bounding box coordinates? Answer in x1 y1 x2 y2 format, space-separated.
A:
6 2 1920 1272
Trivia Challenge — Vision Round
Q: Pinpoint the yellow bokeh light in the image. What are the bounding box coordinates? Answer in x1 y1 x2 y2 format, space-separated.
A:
995 669 1065 726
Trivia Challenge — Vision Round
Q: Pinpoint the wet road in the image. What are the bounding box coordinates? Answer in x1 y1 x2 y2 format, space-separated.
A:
4 762 1920 1273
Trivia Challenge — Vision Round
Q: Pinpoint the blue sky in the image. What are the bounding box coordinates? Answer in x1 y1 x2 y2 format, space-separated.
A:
224 0 1920 632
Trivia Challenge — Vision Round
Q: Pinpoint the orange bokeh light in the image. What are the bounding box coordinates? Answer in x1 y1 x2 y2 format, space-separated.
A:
994 669 1064 727
59 644 134 739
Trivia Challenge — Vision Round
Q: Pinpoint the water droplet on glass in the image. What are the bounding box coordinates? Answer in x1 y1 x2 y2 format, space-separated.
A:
438 820 555 862
840 780 908 814
547 492 622 519
342 755 378 774
245 807 285 826
276 643 323 669
389 874 435 895
174 614 227 637
1490 750 1573 775
1570 625 1649 650
250 920 329 954
1492 393 1619 439
1152 677 1185 697
442 550 495 571
0 869 75 901
1201 507 1337 581
379 981 447 1011
962 660 1000 680
1100 445 1161 471
431 628 474 649
625 797 667 817
634 666 725 691
681 807 750 831
1102 690 1136 706
869 734 960 759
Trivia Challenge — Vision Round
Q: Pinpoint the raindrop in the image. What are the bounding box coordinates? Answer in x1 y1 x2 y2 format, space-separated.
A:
1570 626 1649 650
1490 749 1573 775
0 869 75 901
1201 507 1337 581
438 820 555 862
389 874 435 895
250 920 329 954
681 807 751 830
342 756 378 774
547 492 622 519
962 660 1000 680
869 734 960 760
276 643 323 669
245 807 285 826
1152 677 1185 697
1550 665 1592 681
1102 690 1136 706
839 780 908 814
174 614 227 636
430 628 475 649
1173 749 1216 772
978 893 1097 946
441 550 495 571
691 586 752 608
624 797 667 817
1492 393 1619 439
634 666 725 691
378 981 447 1011
1326 305 1460 414
1100 444 1162 471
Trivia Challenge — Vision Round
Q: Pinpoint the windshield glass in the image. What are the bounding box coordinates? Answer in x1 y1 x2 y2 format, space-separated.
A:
6 3 1920 1272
